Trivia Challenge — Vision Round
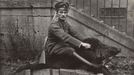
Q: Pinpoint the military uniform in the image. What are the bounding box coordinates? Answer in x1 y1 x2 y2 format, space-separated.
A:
45 19 86 57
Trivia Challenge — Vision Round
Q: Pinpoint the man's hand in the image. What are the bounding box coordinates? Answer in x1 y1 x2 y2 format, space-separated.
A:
80 42 91 49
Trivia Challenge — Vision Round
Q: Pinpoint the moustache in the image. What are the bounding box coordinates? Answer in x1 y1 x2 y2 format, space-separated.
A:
61 16 66 18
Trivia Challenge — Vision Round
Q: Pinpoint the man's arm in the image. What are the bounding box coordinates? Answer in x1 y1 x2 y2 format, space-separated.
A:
49 23 82 47
68 24 87 41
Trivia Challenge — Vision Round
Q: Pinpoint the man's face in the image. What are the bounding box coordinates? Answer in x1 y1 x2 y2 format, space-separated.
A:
57 8 68 21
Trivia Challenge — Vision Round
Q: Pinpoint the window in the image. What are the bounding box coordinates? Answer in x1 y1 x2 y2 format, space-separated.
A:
99 8 127 18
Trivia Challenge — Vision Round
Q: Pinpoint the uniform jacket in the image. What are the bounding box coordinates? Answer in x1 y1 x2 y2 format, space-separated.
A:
45 19 86 55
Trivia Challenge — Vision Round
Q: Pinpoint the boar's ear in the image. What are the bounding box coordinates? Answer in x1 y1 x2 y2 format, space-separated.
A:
83 38 100 49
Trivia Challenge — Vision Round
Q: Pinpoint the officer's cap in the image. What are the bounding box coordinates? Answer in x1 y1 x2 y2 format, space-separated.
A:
54 2 69 12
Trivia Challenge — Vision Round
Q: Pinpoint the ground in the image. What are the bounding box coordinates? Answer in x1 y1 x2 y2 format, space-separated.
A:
1 56 134 75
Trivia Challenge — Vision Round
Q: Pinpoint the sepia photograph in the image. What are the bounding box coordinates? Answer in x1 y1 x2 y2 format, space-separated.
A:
0 0 134 75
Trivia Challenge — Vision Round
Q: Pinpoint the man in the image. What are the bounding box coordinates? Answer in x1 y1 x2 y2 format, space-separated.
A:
45 1 99 68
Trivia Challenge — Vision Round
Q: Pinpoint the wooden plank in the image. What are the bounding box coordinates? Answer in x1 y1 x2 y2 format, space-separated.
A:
52 69 60 75
32 69 50 75
68 10 130 57
68 11 134 56
0 0 52 8
33 17 51 51
33 9 51 16
75 70 94 75
0 9 51 16
16 16 35 51
0 13 51 62
0 9 32 16
60 69 76 75
69 7 134 52
0 16 18 58
59 69 96 75
32 69 96 75
33 17 51 36
15 70 31 75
